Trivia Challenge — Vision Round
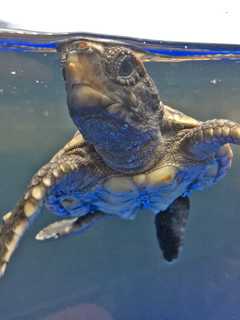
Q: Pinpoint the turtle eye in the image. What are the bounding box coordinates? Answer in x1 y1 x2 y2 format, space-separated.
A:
116 54 141 86
118 56 135 77
104 47 144 86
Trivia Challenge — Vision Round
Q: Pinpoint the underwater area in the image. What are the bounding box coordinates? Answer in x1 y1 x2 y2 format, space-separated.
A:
0 30 240 320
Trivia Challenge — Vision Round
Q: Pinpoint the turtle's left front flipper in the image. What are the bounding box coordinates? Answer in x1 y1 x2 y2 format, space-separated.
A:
155 196 190 262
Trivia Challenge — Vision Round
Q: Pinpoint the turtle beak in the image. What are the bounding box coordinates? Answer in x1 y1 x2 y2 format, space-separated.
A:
62 41 114 111
63 41 104 89
68 84 114 112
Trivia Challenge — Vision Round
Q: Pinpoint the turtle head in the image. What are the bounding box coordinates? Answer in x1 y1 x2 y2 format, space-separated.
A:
61 41 163 172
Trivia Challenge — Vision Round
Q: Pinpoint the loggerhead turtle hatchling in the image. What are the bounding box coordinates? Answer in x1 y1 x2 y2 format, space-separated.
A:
0 40 239 278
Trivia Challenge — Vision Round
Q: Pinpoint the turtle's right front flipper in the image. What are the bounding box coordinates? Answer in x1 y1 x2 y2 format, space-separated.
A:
0 145 90 278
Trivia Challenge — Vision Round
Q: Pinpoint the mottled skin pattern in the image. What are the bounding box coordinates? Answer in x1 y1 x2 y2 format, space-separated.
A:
0 40 239 279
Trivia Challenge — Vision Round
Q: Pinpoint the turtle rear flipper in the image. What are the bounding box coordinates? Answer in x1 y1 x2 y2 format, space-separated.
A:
36 212 106 241
155 196 190 262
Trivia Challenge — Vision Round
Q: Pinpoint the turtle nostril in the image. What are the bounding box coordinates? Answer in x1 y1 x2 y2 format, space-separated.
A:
79 41 89 49
77 42 94 54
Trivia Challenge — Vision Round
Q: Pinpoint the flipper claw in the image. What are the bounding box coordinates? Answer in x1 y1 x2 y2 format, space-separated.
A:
35 218 78 240
35 212 106 241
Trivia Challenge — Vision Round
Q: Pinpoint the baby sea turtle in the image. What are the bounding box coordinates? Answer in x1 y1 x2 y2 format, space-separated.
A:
0 40 239 278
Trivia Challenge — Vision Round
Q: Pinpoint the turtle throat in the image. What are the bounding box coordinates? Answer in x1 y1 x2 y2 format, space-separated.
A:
76 114 162 173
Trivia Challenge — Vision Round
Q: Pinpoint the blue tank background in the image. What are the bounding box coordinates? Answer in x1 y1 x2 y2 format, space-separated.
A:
0 43 240 319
